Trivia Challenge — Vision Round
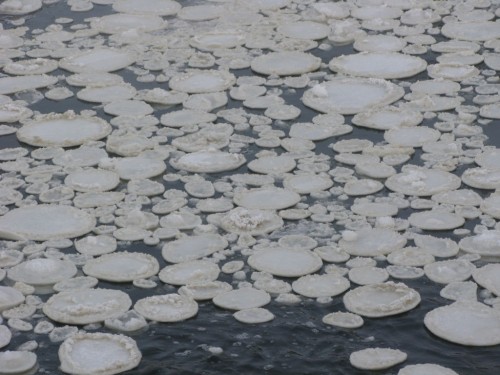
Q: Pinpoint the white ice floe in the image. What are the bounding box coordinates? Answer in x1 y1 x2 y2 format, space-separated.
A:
386 167 461 196
350 348 407 370
251 51 320 76
329 52 427 79
0 205 95 241
213 288 271 311
134 294 198 322
112 0 180 15
233 308 275 324
339 228 406 257
234 187 300 210
343 282 421 318
59 332 141 375
59 48 136 73
169 70 236 94
424 301 500 346
83 252 159 282
292 274 350 298
322 311 363 328
162 234 227 263
302 77 404 114
408 210 465 231
0 351 37 374
248 247 322 277
398 363 459 375
159 260 220 286
170 150 246 173
43 288 132 324
424 259 475 284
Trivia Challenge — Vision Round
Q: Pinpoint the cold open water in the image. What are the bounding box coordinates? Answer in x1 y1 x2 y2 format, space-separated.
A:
1 1 500 374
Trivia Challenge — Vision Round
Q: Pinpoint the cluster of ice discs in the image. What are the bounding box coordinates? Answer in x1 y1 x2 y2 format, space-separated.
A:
1 0 500 373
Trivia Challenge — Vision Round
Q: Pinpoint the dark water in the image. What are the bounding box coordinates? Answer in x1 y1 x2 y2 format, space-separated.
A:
2 1 500 375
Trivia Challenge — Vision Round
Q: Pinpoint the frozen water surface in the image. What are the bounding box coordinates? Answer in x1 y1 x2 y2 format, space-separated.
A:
1 0 500 374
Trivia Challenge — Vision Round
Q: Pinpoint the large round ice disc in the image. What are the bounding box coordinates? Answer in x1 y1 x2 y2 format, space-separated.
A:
59 332 141 375
343 282 421 318
302 77 404 114
113 0 180 15
170 150 246 173
7 258 77 286
424 301 500 346
339 228 406 257
408 211 465 231
248 247 322 277
398 364 459 375
473 264 500 296
91 14 166 34
213 288 271 311
233 188 300 210
292 274 350 298
329 52 427 79
0 75 58 95
386 167 461 196
43 288 132 325
441 21 500 42
83 252 159 282
0 205 95 241
161 234 228 264
169 70 236 93
59 48 136 73
251 51 321 76
134 294 198 322
159 260 220 286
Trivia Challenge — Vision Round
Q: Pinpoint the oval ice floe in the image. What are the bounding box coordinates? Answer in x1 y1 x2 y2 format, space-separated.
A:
459 230 500 258
179 281 232 301
77 84 137 103
424 259 475 284
329 52 427 79
74 192 125 208
0 205 95 241
350 348 407 370
159 260 220 286
398 364 459 375
160 109 217 128
0 286 24 312
4 57 58 75
169 70 235 93
91 13 166 34
339 228 406 257
302 77 404 115
233 308 275 324
7 258 77 290
441 21 500 42
0 75 58 95
216 207 284 235
170 150 245 173
113 0 180 15
213 288 271 311
134 294 198 322
387 247 435 267
251 51 321 76
292 274 350 298
473 264 500 296
59 332 141 375
83 252 159 282
348 267 389 285
0 0 41 14
343 282 421 318
43 288 132 324
462 167 500 189
65 168 119 192
248 247 322 277
161 234 227 263
0 351 37 375
59 48 136 73
352 106 423 130
408 210 465 231
386 167 461 196
385 127 440 148
105 156 166 180
424 301 500 346
233 187 300 210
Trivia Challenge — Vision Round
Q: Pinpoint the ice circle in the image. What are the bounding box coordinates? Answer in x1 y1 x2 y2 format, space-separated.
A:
424 301 500 346
343 282 421 318
233 187 300 210
59 48 136 73
83 252 159 282
292 274 350 298
134 294 198 322
248 247 322 277
251 51 321 76
329 52 427 79
59 332 141 375
213 288 271 311
350 348 407 370
169 70 236 93
0 205 95 241
339 228 406 257
302 77 404 114
386 167 461 196
162 234 227 264
43 288 132 325
170 150 246 173
473 264 500 296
